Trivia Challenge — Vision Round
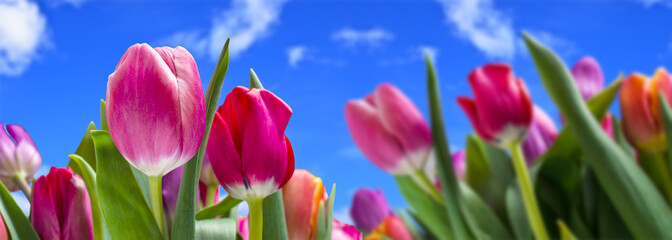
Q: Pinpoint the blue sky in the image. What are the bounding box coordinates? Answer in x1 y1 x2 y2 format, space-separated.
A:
1 0 671 222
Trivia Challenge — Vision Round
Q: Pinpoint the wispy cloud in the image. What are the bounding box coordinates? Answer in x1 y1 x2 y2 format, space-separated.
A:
287 45 308 67
48 0 87 8
332 27 393 48
518 30 578 58
0 0 48 76
418 45 439 62
379 45 439 66
161 0 289 60
637 0 672 7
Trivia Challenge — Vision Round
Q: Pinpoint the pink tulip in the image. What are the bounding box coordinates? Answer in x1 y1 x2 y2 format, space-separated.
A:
238 216 249 240
0 124 41 193
207 86 294 200
0 213 7 240
282 169 326 240
345 83 433 175
106 43 206 176
332 219 362 240
571 56 604 101
457 64 533 148
31 167 93 240
522 106 558 163
452 150 466 179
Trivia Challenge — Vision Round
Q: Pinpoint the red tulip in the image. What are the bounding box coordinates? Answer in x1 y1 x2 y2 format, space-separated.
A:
207 86 294 200
457 64 533 148
345 83 433 175
31 167 93 240
282 169 326 240
106 43 206 176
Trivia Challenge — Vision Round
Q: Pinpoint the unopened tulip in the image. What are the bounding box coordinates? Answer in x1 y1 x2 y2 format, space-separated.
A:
198 181 220 207
31 167 93 240
345 83 433 175
0 124 41 195
200 155 219 187
163 166 220 226
350 189 393 232
282 169 326 240
207 86 294 200
572 56 604 101
620 69 672 153
106 43 206 177
365 216 413 240
332 219 362 240
522 106 558 163
457 64 533 148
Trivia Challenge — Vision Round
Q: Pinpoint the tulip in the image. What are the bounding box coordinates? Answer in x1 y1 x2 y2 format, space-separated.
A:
457 64 533 149
106 43 206 177
0 213 7 240
365 216 413 240
452 150 466 179
162 165 220 228
200 155 220 206
31 167 93 240
282 169 326 240
522 106 558 163
349 189 393 232
238 216 249 240
571 56 604 101
332 219 362 240
0 124 41 198
345 83 433 175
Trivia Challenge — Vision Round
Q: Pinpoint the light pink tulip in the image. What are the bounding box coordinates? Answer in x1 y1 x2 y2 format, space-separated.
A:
238 216 249 240
106 43 206 176
457 64 533 148
207 86 294 200
0 124 41 192
282 169 326 240
571 56 604 101
345 83 433 175
522 106 558 163
31 167 93 240
332 219 362 240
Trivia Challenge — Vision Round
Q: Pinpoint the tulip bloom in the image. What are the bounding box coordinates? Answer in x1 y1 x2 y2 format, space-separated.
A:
332 220 362 240
350 189 393 232
345 83 433 175
569 56 613 137
0 124 41 196
207 86 294 200
457 64 533 148
106 43 206 177
282 169 326 240
365 216 413 240
31 167 93 240
522 106 558 163
620 69 672 153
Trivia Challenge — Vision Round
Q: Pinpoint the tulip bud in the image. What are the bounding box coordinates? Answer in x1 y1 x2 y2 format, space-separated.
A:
522 106 558 163
457 64 533 148
31 167 93 240
106 43 206 177
0 124 41 193
282 169 326 240
332 219 362 240
207 86 294 200
571 56 604 101
200 155 219 187
620 69 672 153
345 83 433 175
349 189 393 232
365 216 413 240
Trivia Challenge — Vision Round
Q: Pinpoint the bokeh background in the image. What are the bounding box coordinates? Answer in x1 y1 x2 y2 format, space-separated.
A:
0 0 671 223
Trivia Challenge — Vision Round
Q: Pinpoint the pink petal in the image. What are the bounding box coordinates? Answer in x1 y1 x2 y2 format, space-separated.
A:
31 175 60 239
207 112 244 196
282 169 324 240
571 56 604 101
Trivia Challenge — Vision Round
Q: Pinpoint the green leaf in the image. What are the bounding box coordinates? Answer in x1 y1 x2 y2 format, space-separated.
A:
505 183 532 240
262 191 289 240
67 154 110 240
315 201 327 239
658 92 672 198
395 175 451 239
249 69 264 89
100 99 108 131
395 209 424 240
557 220 577 240
74 122 98 170
315 184 336 240
92 130 162 240
172 38 230 239
459 182 512 239
612 115 635 158
425 55 471 239
523 32 672 239
0 182 39 240
596 182 632 239
325 184 335 239
196 196 243 220
195 218 237 240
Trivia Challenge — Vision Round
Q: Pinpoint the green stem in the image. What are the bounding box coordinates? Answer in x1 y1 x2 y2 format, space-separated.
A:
148 175 166 239
205 185 218 207
248 197 264 240
12 173 31 200
410 171 443 204
640 152 672 206
509 141 549 240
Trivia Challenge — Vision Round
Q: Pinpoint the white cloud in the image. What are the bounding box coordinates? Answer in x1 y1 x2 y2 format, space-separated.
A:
0 0 48 76
418 45 439 62
332 27 393 48
287 45 308 67
333 206 353 225
379 45 439 66
11 192 30 215
638 0 672 7
518 30 578 58
162 0 289 60
436 0 515 59
48 0 86 8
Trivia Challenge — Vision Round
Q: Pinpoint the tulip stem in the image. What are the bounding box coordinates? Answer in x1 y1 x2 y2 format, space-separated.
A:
12 174 31 200
509 141 549 240
640 152 672 206
410 171 443 204
205 185 218 207
148 175 167 239
248 197 264 240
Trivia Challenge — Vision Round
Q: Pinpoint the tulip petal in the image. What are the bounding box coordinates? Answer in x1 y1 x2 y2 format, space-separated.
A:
350 189 393 232
621 74 662 151
457 97 493 141
208 112 244 198
282 169 325 240
571 56 604 101
31 174 60 240
60 172 94 240
6 125 36 148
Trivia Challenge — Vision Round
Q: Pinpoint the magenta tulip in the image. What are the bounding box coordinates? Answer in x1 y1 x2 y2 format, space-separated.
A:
345 83 433 175
31 167 93 240
457 64 533 148
452 150 466 179
106 43 206 177
332 219 362 240
522 106 558 163
0 124 41 195
207 86 294 200
350 189 393 232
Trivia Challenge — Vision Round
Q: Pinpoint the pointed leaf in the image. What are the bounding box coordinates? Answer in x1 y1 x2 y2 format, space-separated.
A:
0 182 39 240
262 191 289 239
196 196 243 220
74 122 98 170
395 175 451 239
67 154 110 240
